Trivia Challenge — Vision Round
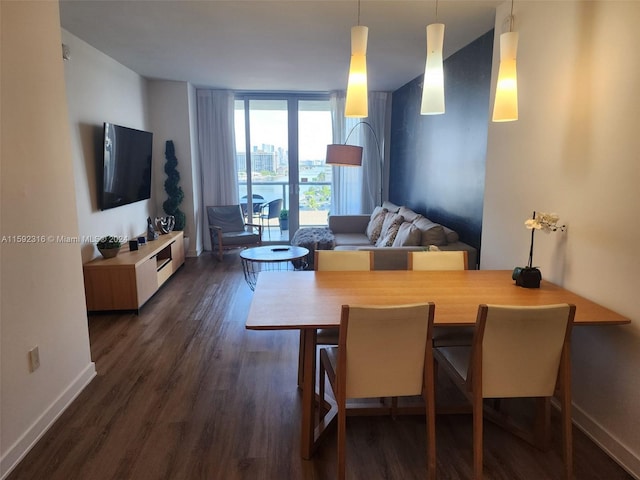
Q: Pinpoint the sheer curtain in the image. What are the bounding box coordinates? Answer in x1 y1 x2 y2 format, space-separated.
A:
330 91 388 215
196 89 239 250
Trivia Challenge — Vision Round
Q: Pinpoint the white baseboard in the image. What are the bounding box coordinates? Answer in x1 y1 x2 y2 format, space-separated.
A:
572 403 640 480
0 362 96 480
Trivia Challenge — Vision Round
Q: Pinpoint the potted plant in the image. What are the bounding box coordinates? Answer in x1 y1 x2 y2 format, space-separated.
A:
163 140 186 231
97 235 122 259
279 209 289 231
512 211 566 288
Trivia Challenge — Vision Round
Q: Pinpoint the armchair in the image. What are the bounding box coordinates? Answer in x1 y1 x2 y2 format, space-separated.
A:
206 205 262 261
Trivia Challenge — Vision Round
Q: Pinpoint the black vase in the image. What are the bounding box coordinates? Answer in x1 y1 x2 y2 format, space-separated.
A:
512 266 542 289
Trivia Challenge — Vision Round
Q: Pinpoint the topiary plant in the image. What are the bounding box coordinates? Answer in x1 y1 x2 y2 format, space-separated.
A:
163 140 186 231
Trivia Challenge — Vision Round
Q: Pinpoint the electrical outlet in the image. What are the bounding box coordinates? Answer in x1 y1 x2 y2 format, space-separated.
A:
29 346 40 372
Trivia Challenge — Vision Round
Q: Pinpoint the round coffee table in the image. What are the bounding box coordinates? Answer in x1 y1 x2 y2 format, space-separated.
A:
240 245 309 290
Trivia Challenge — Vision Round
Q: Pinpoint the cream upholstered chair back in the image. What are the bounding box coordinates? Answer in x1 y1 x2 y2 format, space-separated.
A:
321 303 437 480
408 250 468 270
339 303 434 399
315 250 373 271
477 304 575 398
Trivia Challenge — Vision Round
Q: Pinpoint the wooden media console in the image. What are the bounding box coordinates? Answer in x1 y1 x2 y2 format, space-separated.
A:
83 231 185 312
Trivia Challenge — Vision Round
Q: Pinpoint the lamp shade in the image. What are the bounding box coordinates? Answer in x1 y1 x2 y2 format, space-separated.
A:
492 31 519 122
326 144 363 166
345 25 368 118
420 23 445 115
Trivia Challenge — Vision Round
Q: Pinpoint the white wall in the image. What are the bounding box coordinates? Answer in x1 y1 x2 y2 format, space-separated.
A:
61 29 154 263
483 1 640 476
0 2 95 477
148 80 202 256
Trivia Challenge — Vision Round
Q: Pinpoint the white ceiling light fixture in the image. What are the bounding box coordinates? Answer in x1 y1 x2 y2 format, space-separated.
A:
492 0 519 122
420 0 445 115
345 0 368 118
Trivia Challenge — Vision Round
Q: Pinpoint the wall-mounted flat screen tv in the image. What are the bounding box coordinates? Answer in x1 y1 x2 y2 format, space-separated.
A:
100 123 153 210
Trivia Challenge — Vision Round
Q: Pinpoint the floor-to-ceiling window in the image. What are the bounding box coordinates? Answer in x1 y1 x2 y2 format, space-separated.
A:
235 94 332 241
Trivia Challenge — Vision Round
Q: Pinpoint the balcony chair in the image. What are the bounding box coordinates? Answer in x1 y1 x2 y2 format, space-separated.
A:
318 303 437 480
258 198 282 240
240 194 264 221
206 205 262 261
432 303 576 480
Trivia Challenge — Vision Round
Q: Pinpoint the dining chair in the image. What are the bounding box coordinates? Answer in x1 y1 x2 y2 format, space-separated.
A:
433 303 576 480
315 249 373 271
258 198 283 239
296 250 374 387
409 250 473 347
318 303 437 480
408 250 468 270
206 205 262 261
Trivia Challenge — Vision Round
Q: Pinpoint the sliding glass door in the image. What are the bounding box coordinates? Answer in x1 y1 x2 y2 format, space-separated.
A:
235 94 332 241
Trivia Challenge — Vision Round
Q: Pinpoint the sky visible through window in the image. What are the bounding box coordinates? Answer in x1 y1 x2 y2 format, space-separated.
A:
235 108 332 162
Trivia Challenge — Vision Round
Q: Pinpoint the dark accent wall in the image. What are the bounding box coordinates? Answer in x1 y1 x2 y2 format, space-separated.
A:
389 30 494 256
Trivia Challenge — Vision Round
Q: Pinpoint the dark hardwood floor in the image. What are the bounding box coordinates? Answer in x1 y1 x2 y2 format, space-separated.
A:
8 253 633 480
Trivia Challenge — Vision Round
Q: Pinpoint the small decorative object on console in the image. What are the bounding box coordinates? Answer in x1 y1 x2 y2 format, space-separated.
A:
147 216 158 241
156 215 175 234
97 235 122 259
513 211 566 288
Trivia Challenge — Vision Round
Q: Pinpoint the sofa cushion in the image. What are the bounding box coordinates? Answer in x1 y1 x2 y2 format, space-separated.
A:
412 217 448 246
332 232 371 247
398 206 421 223
376 212 404 247
366 207 387 244
443 226 459 243
382 201 401 213
392 221 421 247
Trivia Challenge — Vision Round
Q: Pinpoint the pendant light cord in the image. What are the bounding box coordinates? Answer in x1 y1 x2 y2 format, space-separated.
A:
357 0 361 26
509 0 514 31
435 0 439 22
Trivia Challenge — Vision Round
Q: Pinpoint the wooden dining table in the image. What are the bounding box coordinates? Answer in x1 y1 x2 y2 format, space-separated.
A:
245 269 630 459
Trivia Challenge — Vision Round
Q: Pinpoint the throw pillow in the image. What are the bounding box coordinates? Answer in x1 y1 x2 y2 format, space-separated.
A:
412 217 448 246
443 226 459 243
382 201 401 213
376 212 404 247
366 208 387 244
392 222 421 247
398 206 421 223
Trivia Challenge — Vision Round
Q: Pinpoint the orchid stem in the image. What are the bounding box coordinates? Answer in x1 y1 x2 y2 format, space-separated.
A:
528 210 535 268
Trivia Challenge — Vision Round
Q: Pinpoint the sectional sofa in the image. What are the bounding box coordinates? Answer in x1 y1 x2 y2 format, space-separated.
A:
330 201 478 269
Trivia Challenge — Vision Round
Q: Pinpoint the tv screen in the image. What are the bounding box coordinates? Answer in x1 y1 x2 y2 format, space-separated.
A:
100 123 153 210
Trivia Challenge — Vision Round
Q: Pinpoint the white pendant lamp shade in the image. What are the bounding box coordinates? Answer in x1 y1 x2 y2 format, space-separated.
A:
345 25 369 118
420 23 445 115
492 31 519 122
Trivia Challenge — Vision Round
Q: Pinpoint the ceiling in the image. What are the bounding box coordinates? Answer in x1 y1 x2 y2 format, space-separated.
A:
59 0 500 93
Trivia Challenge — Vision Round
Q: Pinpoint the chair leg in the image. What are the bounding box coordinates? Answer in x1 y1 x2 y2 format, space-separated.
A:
560 350 573 480
217 242 223 262
473 392 483 480
318 353 326 421
425 347 437 480
337 395 347 480
297 331 305 388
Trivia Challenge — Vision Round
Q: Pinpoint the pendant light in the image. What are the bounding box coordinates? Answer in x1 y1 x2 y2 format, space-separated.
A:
345 0 368 118
492 0 518 122
420 0 445 115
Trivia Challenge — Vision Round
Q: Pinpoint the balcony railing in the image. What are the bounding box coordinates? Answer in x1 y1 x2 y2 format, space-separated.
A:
239 181 331 229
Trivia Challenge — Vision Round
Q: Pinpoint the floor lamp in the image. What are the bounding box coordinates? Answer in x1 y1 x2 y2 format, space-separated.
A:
325 121 384 206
